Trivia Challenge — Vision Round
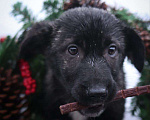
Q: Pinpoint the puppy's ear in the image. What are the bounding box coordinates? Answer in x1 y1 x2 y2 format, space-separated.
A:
124 25 145 72
20 21 54 59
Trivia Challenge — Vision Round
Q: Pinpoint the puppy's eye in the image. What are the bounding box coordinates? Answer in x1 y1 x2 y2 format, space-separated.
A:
68 45 78 55
108 45 116 56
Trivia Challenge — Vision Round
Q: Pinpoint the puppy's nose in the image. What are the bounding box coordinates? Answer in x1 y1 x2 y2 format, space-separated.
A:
88 87 108 101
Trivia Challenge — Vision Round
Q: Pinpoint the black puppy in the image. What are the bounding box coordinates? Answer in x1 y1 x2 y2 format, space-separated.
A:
20 7 144 120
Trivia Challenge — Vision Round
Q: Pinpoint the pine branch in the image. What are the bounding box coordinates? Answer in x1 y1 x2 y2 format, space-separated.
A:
111 8 149 31
11 2 36 39
0 36 19 69
43 0 64 20
11 2 36 23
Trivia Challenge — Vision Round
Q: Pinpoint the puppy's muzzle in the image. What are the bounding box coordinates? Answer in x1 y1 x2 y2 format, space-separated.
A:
72 84 108 106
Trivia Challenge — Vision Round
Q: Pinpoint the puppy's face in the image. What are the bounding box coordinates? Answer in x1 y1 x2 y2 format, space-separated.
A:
48 8 126 117
21 7 144 117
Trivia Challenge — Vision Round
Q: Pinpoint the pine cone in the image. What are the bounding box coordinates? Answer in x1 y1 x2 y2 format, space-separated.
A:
0 68 30 120
136 26 150 58
63 0 107 11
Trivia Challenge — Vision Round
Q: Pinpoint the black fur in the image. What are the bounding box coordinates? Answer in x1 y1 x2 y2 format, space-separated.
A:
20 7 144 120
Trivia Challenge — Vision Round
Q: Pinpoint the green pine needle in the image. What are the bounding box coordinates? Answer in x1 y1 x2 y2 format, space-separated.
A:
0 36 19 69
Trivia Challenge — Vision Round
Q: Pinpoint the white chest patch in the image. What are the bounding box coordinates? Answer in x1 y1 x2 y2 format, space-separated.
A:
69 111 87 120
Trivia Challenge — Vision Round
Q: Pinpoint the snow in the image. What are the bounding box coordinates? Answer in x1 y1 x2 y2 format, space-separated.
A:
123 58 142 120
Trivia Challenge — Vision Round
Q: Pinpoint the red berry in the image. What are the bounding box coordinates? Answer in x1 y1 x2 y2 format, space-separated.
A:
28 80 32 85
32 84 36 88
26 85 31 89
20 65 29 70
21 71 31 77
0 37 6 43
25 90 31 95
32 80 36 83
31 89 35 93
23 82 27 86
19 59 37 95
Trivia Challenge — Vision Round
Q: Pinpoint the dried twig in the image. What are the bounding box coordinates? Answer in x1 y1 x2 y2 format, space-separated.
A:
60 85 150 115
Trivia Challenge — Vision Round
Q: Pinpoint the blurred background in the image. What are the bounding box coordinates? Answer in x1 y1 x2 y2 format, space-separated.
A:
0 0 150 36
0 0 150 120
